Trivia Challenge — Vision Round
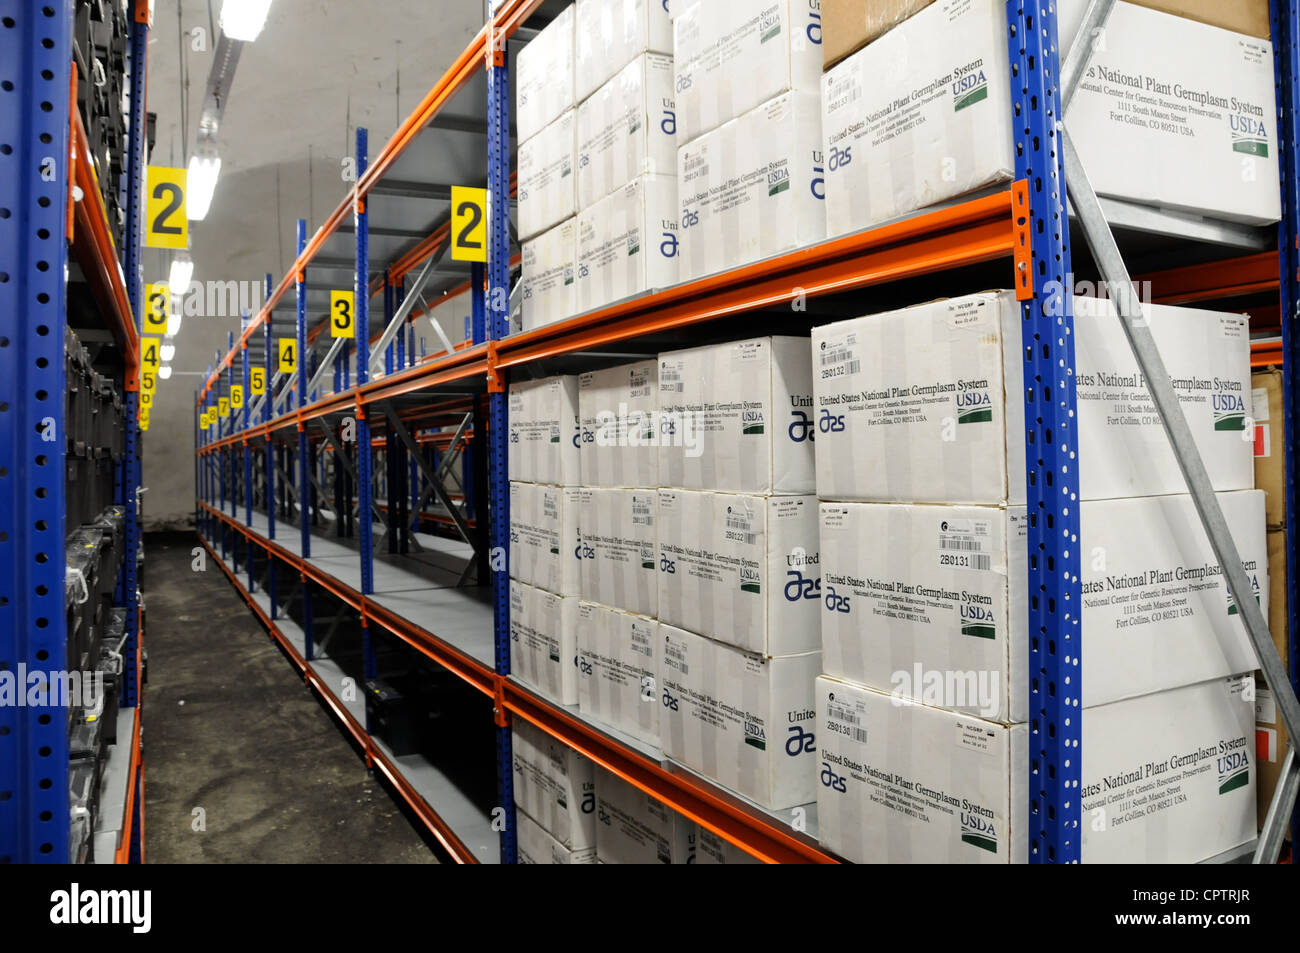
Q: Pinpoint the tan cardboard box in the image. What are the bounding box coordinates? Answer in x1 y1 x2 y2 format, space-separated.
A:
1256 527 1292 830
1252 367 1286 529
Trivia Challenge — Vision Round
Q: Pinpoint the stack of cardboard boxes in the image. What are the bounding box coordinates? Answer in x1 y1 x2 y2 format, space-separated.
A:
811 291 1265 862
513 719 598 863
819 0 1279 235
518 0 678 332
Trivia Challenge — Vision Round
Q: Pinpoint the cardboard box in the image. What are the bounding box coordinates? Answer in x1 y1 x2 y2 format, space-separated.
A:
510 579 579 705
677 91 825 281
577 602 660 746
1252 367 1285 528
510 481 581 597
516 4 576 144
819 492 1267 722
507 375 580 487
595 766 697 862
659 624 821 809
815 674 1257 863
575 0 673 103
518 110 577 242
578 359 659 488
821 0 1279 237
1131 0 1271 38
1256 527 1292 829
577 53 676 209
820 0 933 70
673 0 824 144
812 292 1255 504
512 719 597 850
658 489 820 656
577 487 658 618
521 218 576 333
517 809 598 864
575 174 678 314
659 336 815 495
696 827 762 864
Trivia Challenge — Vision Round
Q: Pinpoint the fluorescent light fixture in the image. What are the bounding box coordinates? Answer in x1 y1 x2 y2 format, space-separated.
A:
186 154 221 221
158 365 173 380
166 311 183 336
160 344 176 362
221 0 273 42
168 255 193 294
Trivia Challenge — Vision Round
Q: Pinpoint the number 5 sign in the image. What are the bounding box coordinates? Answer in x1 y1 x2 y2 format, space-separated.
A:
146 167 188 249
450 186 487 262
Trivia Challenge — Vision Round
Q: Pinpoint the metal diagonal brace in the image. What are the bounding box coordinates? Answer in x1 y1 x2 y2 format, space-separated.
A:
369 241 450 377
312 418 389 530
378 401 479 554
1058 0 1300 863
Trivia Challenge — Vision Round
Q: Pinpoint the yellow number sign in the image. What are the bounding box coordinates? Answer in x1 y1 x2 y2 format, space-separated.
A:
251 367 266 395
450 186 487 262
141 337 161 371
231 384 244 409
144 283 170 334
145 167 188 249
330 289 355 338
278 338 297 374
218 397 230 418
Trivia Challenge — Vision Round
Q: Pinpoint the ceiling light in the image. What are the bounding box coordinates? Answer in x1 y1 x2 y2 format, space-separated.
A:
158 365 173 380
166 311 183 336
221 0 273 42
168 255 193 294
160 344 176 362
186 154 221 221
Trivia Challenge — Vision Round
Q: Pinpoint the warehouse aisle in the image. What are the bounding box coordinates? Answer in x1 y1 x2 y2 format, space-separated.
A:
141 533 438 864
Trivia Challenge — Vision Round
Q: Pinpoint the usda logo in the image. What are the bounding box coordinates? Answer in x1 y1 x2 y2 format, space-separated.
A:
1225 572 1261 616
952 63 988 112
956 389 992 425
960 806 998 854
1212 392 1246 431
1229 112 1270 157
960 603 996 640
1216 739 1250 795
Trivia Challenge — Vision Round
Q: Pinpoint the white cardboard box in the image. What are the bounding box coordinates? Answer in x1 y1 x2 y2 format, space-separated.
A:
515 4 576 144
658 489 820 656
575 0 673 103
577 602 660 746
577 487 658 618
812 291 1255 504
696 827 762 864
820 0 1279 237
659 624 821 809
578 359 659 488
815 674 1257 863
517 809 598 864
673 0 824 144
576 174 679 314
595 766 697 863
678 90 825 281
577 53 677 209
510 579 579 705
659 336 815 495
507 375 581 486
521 218 576 332
819 492 1267 723
512 719 597 850
518 110 577 242
510 481 581 597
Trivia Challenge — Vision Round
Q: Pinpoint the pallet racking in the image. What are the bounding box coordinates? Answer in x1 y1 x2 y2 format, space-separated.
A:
193 0 1300 863
1 0 149 863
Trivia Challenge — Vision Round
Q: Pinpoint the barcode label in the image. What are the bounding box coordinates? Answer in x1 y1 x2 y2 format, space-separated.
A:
725 514 752 531
827 701 868 743
820 347 854 367
938 519 992 573
940 538 985 552
665 640 688 674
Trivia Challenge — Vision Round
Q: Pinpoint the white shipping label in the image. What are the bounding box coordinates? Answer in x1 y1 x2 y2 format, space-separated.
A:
937 518 992 573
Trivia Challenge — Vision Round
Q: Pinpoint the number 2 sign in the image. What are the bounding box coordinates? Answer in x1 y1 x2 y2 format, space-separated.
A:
450 186 487 263
146 167 188 250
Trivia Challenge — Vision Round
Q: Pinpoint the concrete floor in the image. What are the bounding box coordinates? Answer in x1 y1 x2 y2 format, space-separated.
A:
142 532 438 863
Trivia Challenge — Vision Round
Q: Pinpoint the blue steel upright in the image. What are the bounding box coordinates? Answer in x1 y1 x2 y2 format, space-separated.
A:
296 220 311 559
263 274 276 542
0 0 73 863
354 128 375 595
1007 0 1082 863
1269 0 1300 846
486 31 517 864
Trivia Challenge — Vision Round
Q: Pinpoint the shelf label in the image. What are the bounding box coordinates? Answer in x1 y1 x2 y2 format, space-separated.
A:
330 289 355 338
139 408 150 432
141 337 161 371
450 186 488 262
278 338 297 374
201 410 212 430
141 370 156 399
145 166 189 249
218 397 230 418
250 367 266 395
144 283 170 334
231 384 244 409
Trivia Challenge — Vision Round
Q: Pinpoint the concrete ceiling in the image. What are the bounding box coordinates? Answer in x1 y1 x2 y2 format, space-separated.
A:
143 0 487 525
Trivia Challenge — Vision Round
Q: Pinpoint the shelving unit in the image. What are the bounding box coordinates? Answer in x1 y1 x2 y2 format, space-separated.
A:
1 0 149 863
193 0 1300 863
